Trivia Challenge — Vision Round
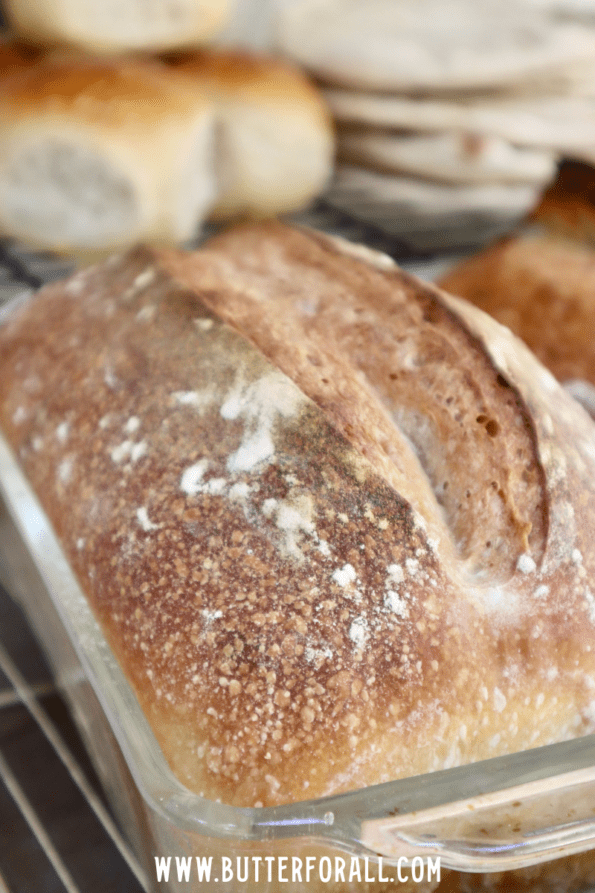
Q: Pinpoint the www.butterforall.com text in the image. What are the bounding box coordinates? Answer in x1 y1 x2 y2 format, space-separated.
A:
155 854 441 885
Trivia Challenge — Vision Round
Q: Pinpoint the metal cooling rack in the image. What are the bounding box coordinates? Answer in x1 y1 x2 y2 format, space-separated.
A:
0 584 148 892
0 236 136 893
0 203 465 314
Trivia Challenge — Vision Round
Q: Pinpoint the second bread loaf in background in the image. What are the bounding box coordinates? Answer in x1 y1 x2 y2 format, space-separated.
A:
438 232 595 389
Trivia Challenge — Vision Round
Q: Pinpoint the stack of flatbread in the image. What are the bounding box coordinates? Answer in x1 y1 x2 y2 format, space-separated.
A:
276 0 595 250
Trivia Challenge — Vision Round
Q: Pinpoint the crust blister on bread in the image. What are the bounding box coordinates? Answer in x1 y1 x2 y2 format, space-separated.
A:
0 225 594 831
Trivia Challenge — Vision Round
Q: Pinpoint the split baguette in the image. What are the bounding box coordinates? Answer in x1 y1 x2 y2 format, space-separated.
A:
1 223 595 890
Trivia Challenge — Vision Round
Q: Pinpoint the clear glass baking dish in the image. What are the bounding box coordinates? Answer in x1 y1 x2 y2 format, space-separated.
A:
0 430 594 893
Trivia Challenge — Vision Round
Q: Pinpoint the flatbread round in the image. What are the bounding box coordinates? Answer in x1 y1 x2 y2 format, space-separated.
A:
326 89 595 165
338 130 558 185
277 0 595 92
324 165 541 250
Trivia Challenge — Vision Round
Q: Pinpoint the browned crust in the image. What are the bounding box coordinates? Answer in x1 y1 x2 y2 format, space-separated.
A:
532 160 595 246
0 37 41 75
439 231 595 385
0 55 211 127
176 222 547 579
164 47 331 121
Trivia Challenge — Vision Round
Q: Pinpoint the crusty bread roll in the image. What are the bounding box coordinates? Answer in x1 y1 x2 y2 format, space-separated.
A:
2 0 230 54
438 232 595 388
165 49 335 217
0 57 217 253
1 223 595 889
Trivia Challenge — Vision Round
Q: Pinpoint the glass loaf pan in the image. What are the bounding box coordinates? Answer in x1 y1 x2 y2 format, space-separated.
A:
0 430 595 893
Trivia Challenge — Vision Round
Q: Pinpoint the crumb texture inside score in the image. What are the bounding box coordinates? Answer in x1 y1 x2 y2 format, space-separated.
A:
190 225 548 584
0 224 594 833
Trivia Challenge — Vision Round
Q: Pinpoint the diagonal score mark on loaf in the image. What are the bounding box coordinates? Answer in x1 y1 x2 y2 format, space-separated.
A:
188 224 546 583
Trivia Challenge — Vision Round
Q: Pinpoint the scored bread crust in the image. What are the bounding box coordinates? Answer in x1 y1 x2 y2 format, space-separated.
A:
0 223 595 822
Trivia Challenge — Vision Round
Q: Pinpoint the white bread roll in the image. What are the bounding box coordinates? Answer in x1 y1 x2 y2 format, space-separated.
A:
167 49 335 218
2 0 230 54
0 57 217 254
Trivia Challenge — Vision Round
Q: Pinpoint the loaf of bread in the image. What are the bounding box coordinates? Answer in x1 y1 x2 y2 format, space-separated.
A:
0 57 216 253
165 49 335 218
2 0 230 54
438 232 595 390
1 223 595 889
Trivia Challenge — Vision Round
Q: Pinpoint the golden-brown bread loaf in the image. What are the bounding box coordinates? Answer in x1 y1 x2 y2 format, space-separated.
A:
164 48 335 218
1 224 595 891
438 232 595 388
0 56 216 253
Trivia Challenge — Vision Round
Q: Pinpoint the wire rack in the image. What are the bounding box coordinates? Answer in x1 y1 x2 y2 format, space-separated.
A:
0 582 148 893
